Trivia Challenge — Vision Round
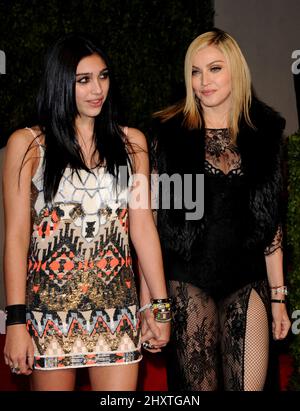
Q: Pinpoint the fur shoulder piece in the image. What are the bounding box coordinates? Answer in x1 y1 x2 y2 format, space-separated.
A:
153 100 286 254
237 97 286 184
237 98 286 249
152 113 205 260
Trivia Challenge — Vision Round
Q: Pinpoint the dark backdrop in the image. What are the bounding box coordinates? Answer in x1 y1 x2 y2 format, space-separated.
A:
0 0 214 147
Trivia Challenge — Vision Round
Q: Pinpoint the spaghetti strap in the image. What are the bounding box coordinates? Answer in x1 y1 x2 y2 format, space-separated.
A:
25 127 42 146
122 126 133 174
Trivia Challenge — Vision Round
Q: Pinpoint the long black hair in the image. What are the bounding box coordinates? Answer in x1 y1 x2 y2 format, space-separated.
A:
36 33 132 203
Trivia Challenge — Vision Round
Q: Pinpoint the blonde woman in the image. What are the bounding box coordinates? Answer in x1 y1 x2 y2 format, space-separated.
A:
151 28 290 391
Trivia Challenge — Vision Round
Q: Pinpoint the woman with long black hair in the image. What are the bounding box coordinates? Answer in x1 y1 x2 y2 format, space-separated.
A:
2 34 170 390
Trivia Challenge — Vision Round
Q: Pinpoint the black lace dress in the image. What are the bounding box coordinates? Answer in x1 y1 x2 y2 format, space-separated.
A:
162 128 282 299
165 129 282 391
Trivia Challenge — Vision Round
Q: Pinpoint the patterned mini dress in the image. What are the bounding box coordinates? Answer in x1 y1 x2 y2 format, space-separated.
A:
25 128 142 370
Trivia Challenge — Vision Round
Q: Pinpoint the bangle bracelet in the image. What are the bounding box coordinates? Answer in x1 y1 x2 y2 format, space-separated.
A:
153 311 172 322
5 304 27 326
271 299 286 304
139 303 152 313
270 286 288 296
151 298 171 304
150 297 172 322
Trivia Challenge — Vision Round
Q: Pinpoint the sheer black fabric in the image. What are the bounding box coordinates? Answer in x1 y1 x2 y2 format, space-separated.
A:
160 129 280 391
166 279 271 391
204 128 282 255
264 225 283 256
205 128 242 176
161 129 282 299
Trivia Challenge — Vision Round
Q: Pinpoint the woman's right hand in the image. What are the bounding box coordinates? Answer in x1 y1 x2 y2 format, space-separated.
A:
3 324 34 375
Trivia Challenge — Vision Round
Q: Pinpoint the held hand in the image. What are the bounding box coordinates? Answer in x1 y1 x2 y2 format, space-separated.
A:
3 324 34 375
141 308 171 353
154 321 171 347
141 308 160 340
271 303 291 340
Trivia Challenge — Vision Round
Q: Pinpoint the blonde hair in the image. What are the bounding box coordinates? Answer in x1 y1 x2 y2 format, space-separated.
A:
157 29 254 139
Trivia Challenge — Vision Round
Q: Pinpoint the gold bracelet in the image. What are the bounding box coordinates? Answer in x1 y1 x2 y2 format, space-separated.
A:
151 298 172 322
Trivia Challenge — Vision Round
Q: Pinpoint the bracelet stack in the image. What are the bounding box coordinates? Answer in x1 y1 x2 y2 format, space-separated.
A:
270 285 288 304
5 304 27 326
151 298 172 322
139 298 172 322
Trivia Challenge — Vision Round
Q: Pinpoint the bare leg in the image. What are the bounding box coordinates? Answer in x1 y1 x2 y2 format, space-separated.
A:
88 363 139 391
31 368 76 391
219 281 269 391
244 289 269 390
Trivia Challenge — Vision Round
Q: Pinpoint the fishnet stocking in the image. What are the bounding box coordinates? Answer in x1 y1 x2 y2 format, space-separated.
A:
168 280 270 391
244 289 269 390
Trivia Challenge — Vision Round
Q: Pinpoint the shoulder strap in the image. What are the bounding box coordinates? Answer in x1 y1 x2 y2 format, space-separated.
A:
25 127 42 146
123 126 129 136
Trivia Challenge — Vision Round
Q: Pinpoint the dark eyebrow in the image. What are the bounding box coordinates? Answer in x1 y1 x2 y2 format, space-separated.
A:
192 60 225 70
76 67 108 77
207 60 225 65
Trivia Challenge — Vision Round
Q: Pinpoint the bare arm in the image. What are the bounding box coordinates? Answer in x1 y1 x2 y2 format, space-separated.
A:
3 128 38 374
127 128 170 347
3 130 33 304
127 128 168 299
265 247 284 288
265 242 291 340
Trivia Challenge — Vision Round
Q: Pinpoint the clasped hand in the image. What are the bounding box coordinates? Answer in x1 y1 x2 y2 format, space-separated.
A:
141 308 171 353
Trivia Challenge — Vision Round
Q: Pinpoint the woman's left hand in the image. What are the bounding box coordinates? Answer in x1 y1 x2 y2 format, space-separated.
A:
141 308 171 353
271 303 291 340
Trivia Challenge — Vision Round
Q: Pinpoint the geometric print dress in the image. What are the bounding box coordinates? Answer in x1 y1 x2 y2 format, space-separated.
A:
25 128 141 370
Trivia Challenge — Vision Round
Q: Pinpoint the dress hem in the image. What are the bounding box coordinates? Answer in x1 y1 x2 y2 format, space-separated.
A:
33 355 143 371
33 348 142 370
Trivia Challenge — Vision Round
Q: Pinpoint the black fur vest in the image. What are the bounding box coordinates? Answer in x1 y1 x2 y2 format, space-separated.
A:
153 98 286 261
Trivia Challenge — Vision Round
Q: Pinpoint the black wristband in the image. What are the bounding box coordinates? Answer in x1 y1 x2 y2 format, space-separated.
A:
271 299 286 304
5 304 27 326
151 298 172 304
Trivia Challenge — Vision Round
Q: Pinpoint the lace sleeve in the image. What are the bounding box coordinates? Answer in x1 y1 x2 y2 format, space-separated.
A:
264 225 283 256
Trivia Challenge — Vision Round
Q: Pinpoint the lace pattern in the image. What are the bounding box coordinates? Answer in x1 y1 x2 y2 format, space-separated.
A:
264 225 283 256
166 279 270 391
205 129 283 256
205 129 243 176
